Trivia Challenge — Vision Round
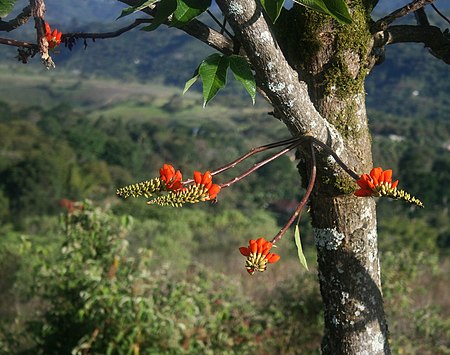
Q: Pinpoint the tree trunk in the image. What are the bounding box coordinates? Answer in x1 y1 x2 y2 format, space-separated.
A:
216 0 390 352
284 5 391 354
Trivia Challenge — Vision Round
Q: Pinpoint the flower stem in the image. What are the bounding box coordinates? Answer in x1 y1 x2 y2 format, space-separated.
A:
182 136 300 185
219 141 300 189
212 136 300 176
308 137 359 180
271 141 317 244
182 135 358 186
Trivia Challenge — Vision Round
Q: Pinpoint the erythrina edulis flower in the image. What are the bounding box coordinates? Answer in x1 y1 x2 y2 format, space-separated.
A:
354 167 423 207
239 237 280 275
354 167 398 197
45 22 62 49
193 171 221 200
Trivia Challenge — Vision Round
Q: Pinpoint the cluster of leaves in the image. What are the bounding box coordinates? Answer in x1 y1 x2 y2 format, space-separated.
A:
6 203 267 353
184 54 256 107
0 0 17 18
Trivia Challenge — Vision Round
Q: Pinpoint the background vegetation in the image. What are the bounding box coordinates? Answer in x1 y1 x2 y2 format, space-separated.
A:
0 13 449 353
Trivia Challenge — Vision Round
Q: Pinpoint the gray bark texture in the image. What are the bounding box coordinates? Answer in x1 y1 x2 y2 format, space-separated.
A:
216 0 391 353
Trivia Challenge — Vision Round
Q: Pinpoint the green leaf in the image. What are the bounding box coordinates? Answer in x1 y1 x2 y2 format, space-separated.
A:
141 0 177 31
117 0 159 19
171 0 211 27
0 0 17 17
182 69 199 94
293 0 352 25
229 55 256 104
198 53 229 107
322 0 352 24
260 0 284 23
294 225 309 271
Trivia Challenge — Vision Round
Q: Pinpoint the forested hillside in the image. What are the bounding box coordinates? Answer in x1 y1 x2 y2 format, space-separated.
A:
0 9 449 353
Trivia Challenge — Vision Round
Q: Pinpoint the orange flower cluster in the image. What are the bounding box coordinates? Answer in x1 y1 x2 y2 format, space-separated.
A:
193 171 221 200
45 22 62 49
355 167 398 197
117 164 221 206
239 237 280 275
159 164 182 191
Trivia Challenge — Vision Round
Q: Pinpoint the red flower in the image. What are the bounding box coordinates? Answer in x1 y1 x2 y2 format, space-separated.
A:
355 167 399 197
159 164 183 191
193 171 221 200
45 22 62 49
239 237 280 275
58 198 83 214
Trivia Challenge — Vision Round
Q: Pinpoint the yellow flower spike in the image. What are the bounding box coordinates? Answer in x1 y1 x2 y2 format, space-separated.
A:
116 177 164 199
355 167 423 207
147 184 211 207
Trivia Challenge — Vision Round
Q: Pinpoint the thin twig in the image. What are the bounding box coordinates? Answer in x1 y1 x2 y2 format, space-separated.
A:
272 141 316 244
118 0 234 55
373 0 435 32
431 4 450 25
211 136 299 175
206 10 233 38
308 137 359 180
182 137 300 185
182 135 358 185
0 37 37 49
63 18 151 41
219 142 300 189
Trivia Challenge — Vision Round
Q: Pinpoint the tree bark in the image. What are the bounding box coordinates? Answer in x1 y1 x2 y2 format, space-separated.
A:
217 0 391 353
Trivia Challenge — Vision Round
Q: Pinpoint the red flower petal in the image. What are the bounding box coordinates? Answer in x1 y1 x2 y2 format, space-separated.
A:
256 238 265 252
370 167 382 186
392 180 399 189
239 247 250 256
201 171 212 186
208 184 221 199
382 169 392 183
45 22 51 36
194 171 202 184
357 174 370 189
267 253 280 263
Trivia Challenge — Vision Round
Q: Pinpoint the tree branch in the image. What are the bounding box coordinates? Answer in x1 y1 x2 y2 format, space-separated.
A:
414 7 430 26
381 25 450 64
215 0 344 151
431 4 450 25
117 0 234 55
0 5 32 32
0 37 37 49
64 19 151 40
373 0 435 32
63 19 153 49
30 0 55 68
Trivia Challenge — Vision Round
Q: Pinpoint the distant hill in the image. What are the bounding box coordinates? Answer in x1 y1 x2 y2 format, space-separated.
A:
8 0 124 24
1 0 450 126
